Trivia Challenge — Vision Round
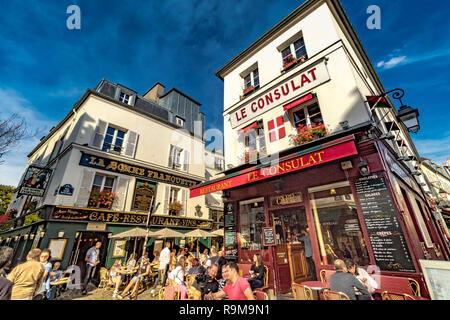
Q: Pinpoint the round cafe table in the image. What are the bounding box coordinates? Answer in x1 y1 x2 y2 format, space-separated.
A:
300 281 330 300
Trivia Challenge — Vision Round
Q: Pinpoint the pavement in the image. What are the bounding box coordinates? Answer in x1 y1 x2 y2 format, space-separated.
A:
57 283 159 301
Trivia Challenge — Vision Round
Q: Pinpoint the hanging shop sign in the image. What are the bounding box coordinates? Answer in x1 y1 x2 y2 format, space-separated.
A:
18 166 52 197
190 138 358 198
271 192 303 206
79 152 200 188
230 60 330 128
58 184 74 196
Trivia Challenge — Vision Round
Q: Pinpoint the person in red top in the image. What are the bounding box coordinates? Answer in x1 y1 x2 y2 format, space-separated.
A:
204 263 255 300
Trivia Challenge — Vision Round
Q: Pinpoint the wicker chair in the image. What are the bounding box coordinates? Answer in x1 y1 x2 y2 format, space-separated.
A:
408 278 421 297
254 290 269 300
292 283 313 300
159 285 181 300
382 291 415 300
98 267 115 293
323 289 350 300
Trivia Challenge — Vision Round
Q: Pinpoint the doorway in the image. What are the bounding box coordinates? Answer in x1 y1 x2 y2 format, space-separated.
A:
71 231 109 285
271 206 311 292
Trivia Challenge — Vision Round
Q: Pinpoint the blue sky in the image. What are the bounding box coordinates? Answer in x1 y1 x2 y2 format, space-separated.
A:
0 0 449 186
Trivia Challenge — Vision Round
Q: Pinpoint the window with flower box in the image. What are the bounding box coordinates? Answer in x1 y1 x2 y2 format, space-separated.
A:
281 37 308 70
242 68 260 97
88 174 116 208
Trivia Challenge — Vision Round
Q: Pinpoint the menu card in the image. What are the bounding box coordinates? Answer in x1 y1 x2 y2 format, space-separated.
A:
224 202 238 261
355 174 415 273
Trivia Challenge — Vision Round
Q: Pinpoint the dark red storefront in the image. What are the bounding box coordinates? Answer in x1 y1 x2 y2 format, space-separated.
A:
191 132 450 296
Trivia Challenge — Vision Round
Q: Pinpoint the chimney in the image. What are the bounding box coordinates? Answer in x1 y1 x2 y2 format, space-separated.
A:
143 82 165 103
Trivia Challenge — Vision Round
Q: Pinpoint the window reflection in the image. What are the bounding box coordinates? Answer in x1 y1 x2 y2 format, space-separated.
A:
239 198 265 250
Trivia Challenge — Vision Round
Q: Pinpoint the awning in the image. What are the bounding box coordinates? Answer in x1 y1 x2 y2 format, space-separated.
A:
190 135 358 198
283 93 314 111
366 95 390 109
238 122 257 135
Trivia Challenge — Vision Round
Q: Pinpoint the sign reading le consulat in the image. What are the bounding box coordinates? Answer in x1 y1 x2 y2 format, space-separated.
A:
51 206 213 229
79 152 200 188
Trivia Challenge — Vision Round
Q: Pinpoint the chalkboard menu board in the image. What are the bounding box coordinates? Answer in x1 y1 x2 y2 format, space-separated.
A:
132 180 156 212
355 174 415 273
262 227 276 246
224 202 238 261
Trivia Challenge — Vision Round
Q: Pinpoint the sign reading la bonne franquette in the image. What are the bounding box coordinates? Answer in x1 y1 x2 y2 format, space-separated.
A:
229 60 330 129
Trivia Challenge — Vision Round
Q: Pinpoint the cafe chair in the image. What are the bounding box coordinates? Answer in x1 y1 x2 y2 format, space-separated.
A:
381 291 415 300
291 283 313 300
319 270 326 283
98 267 109 289
408 278 421 297
254 290 269 300
323 289 350 300
159 285 181 300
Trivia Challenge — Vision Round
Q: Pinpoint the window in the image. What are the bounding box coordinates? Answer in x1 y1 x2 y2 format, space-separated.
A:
239 198 265 250
282 38 308 66
244 68 260 91
176 117 185 127
309 182 370 266
168 187 180 216
102 126 126 153
244 123 266 152
168 145 189 172
88 174 115 208
214 157 223 171
119 92 131 104
292 102 323 128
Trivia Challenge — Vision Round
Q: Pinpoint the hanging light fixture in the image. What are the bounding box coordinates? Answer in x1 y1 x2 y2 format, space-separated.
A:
397 105 420 133
358 158 371 176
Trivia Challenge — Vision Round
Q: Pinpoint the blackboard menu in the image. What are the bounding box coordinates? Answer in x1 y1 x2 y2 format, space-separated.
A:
262 227 276 246
132 180 156 212
224 202 238 261
355 174 415 273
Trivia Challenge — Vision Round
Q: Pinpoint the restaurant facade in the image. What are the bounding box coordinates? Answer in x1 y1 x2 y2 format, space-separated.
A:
0 80 222 274
190 0 450 295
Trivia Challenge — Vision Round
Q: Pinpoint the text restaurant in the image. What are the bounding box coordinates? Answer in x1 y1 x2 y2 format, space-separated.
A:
190 132 450 296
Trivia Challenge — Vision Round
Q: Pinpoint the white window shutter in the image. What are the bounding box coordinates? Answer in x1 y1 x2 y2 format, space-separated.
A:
181 189 187 216
168 145 174 168
183 150 190 172
124 130 138 158
163 186 170 214
91 120 108 149
75 169 95 207
112 176 130 211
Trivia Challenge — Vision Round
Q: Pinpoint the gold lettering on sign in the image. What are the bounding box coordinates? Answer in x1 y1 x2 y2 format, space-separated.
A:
272 192 303 206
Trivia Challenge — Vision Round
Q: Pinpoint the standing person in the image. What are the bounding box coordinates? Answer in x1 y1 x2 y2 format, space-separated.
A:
0 246 14 300
7 249 44 300
150 242 171 296
299 228 316 280
329 259 371 300
168 256 187 299
81 241 101 295
34 249 52 300
205 263 255 300
247 254 265 290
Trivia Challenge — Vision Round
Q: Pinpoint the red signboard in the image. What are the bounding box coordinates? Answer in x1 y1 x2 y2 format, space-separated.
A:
190 139 358 198
283 93 314 111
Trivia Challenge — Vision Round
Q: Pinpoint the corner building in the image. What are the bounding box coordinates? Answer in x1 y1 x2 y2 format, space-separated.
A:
191 0 450 295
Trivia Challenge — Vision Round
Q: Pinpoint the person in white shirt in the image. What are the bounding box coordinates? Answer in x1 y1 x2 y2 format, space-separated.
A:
150 242 171 295
345 259 378 295
168 256 187 299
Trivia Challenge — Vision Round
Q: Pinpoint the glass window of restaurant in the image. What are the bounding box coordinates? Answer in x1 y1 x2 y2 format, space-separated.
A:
309 182 370 266
239 198 265 251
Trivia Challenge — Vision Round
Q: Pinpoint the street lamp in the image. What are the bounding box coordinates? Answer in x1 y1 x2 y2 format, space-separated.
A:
397 105 420 133
358 158 371 177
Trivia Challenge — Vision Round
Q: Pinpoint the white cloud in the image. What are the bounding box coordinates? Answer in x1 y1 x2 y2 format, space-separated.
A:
377 56 407 70
377 48 450 71
413 135 450 165
0 88 55 186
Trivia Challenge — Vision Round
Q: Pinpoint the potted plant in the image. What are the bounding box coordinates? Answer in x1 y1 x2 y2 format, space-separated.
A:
97 190 116 209
169 201 182 215
0 208 17 224
289 123 329 146
283 54 298 70
243 85 255 96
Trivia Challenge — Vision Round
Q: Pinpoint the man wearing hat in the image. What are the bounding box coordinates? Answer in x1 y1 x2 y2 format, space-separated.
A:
0 246 13 300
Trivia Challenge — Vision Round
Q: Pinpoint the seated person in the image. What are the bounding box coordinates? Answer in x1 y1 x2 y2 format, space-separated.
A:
168 256 187 299
117 257 151 300
247 254 265 290
125 253 137 271
215 250 227 281
345 259 378 295
110 259 125 298
188 258 202 275
199 264 219 300
329 259 371 300
204 263 254 300
46 262 62 300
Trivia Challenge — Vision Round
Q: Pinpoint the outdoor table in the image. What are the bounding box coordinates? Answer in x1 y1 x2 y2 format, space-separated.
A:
50 277 70 298
300 281 329 300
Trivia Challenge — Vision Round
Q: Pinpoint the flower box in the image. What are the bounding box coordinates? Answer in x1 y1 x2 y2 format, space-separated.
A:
169 201 182 213
283 57 298 70
243 86 255 96
289 123 329 146
88 190 116 209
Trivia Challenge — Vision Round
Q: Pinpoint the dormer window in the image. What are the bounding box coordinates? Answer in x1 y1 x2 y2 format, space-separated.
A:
176 116 185 127
281 37 308 70
119 92 131 104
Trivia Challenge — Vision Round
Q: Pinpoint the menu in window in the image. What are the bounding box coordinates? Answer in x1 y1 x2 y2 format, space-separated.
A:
355 174 416 273
224 202 238 261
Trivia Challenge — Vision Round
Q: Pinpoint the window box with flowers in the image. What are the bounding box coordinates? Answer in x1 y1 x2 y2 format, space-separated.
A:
283 55 298 71
88 190 116 209
0 208 17 224
168 201 182 215
289 123 329 146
